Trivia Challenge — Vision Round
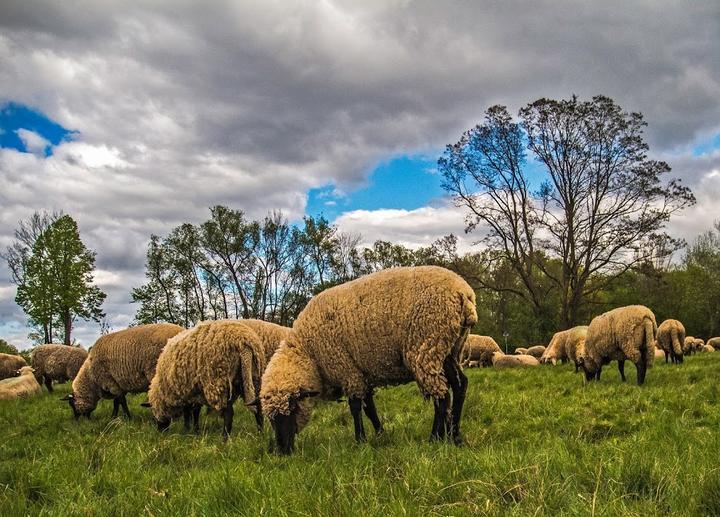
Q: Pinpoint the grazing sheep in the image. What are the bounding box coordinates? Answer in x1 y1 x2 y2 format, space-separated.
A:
707 337 720 350
693 338 705 352
147 320 266 440
701 344 715 353
492 352 539 368
32 344 88 392
0 366 42 401
63 323 183 419
541 326 588 371
525 345 546 359
238 319 291 365
579 305 656 385
656 319 685 364
260 266 477 455
461 335 502 368
683 336 696 356
0 353 28 381
514 347 528 355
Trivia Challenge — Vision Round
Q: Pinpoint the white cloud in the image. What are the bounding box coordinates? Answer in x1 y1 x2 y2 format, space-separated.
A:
16 128 49 156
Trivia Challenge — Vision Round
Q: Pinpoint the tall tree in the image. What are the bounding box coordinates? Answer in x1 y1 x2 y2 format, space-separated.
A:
440 95 694 327
16 215 106 344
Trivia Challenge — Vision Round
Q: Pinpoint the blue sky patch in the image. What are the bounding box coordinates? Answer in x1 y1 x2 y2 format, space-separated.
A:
0 102 75 156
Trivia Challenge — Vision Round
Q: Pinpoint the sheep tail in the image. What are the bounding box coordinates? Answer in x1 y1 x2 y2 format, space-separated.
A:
239 347 257 407
643 317 656 368
460 291 478 329
670 326 683 357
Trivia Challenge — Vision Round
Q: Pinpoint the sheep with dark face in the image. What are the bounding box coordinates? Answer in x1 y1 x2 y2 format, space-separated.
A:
656 319 685 364
0 353 27 381
0 366 41 400
579 305 656 386
460 335 502 368
260 266 477 455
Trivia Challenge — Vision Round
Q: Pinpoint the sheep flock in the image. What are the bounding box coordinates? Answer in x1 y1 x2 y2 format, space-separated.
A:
1 265 718 455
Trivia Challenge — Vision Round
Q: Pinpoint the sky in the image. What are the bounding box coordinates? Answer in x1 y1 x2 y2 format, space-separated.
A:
1 0 719 349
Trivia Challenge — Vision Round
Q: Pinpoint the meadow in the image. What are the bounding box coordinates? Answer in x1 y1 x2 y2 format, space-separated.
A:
1 354 719 516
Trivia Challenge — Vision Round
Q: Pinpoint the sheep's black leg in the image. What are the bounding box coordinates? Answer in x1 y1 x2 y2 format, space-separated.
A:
664 351 669 363
221 405 234 441
254 406 264 432
363 391 383 435
348 396 366 442
574 362 579 373
636 361 647 386
618 360 626 382
44 375 53 392
444 357 467 444
193 405 201 433
595 366 602 381
118 395 131 418
112 398 120 418
430 395 450 442
183 406 192 431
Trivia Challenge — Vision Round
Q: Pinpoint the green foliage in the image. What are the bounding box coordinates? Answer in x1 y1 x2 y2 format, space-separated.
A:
0 339 19 355
1 355 719 515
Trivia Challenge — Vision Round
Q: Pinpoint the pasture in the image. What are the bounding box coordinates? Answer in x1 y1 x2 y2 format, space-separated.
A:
1 354 719 516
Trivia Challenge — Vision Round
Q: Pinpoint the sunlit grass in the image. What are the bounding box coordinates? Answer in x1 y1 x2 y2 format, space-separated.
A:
1 354 718 515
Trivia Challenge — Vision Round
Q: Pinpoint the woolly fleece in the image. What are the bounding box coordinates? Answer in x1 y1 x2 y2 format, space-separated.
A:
461 335 502 367
0 366 41 400
260 266 477 432
582 305 656 376
237 319 291 365
0 353 27 380
71 323 183 414
148 320 266 423
32 344 87 386
707 337 720 350
656 319 685 359
525 345 546 359
514 347 528 355
492 352 539 368
541 326 588 366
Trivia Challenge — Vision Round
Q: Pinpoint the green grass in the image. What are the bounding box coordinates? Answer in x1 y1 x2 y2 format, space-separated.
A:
1 355 719 516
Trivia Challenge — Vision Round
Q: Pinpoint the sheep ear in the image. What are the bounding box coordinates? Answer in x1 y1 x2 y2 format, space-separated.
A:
59 394 73 401
298 389 319 400
245 399 261 407
140 402 152 408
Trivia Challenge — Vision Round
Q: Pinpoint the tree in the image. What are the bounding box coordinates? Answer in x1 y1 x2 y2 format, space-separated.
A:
0 339 20 355
440 95 694 327
15 215 106 344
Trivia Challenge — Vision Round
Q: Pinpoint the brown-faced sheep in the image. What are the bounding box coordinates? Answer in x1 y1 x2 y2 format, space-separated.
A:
63 323 183 419
238 319 291 365
260 266 477 455
580 305 656 385
514 347 528 355
461 335 502 368
707 337 720 350
146 320 266 440
525 345 546 359
32 344 88 392
0 353 27 381
492 352 539 368
656 319 685 364
541 326 588 371
0 366 42 400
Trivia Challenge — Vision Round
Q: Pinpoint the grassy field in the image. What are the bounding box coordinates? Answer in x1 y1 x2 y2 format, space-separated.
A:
1 354 719 516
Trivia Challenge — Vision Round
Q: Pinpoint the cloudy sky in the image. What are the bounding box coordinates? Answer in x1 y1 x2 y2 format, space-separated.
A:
1 0 719 348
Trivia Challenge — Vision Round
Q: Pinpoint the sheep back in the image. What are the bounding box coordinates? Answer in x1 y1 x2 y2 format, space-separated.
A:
238 319 291 364
461 335 502 367
583 305 656 373
707 337 720 350
0 366 42 400
526 345 546 358
0 353 28 380
513 347 528 355
656 319 685 358
71 323 183 414
32 344 88 384
148 320 266 423
492 353 539 368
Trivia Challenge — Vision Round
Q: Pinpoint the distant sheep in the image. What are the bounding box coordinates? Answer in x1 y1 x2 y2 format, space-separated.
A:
683 336 696 356
701 344 715 353
32 344 88 392
580 305 656 385
514 347 528 355
0 366 42 401
492 352 539 368
260 266 477 454
461 335 502 368
707 337 720 350
147 320 266 440
541 326 588 371
656 319 685 364
525 345 546 359
0 353 27 381
238 319 291 366
64 324 183 419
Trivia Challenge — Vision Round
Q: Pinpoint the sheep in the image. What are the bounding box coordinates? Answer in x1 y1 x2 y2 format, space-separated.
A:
514 347 528 355
653 344 665 361
656 319 685 364
62 323 183 419
0 353 28 381
701 344 715 353
260 266 477 455
693 338 705 352
683 336 696 356
491 352 539 368
707 337 720 350
579 305 656 385
525 345 546 359
146 319 266 440
0 366 42 401
238 319 291 365
460 335 502 368
31 344 88 392
540 326 588 371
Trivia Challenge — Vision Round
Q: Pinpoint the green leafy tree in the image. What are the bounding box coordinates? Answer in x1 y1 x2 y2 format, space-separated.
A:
0 339 20 355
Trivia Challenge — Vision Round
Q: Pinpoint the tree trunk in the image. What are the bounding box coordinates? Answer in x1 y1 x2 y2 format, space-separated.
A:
43 323 50 344
64 308 72 345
